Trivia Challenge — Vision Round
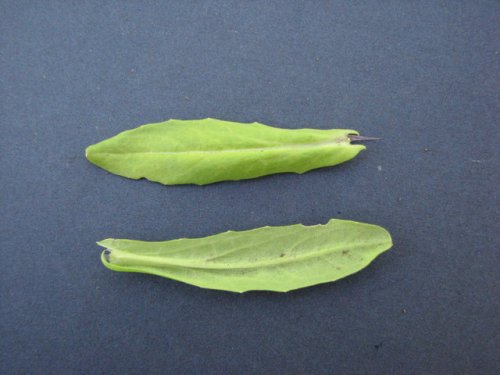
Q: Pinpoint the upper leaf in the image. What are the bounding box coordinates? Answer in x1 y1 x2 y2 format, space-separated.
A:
86 118 365 185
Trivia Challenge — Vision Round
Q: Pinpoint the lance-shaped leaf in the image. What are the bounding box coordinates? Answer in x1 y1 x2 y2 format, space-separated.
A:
86 118 366 185
99 219 392 292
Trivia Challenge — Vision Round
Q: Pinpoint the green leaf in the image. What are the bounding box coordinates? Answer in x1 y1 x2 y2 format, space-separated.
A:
99 219 392 292
86 118 366 185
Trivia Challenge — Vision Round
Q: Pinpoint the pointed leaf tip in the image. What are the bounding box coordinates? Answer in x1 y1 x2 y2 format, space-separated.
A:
348 135 381 142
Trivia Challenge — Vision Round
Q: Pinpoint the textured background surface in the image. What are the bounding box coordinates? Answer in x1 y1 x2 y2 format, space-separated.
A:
1 1 498 374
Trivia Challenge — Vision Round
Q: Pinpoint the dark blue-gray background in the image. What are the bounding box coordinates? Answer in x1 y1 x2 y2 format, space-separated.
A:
1 1 498 374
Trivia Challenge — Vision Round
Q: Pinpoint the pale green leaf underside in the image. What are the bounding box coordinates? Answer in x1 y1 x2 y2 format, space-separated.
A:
99 219 392 292
86 118 365 185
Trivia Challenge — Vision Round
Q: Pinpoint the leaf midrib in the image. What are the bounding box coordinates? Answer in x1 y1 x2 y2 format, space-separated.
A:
108 241 386 271
90 138 353 156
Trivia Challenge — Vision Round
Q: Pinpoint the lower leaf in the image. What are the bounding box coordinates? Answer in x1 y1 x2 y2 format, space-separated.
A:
99 219 393 293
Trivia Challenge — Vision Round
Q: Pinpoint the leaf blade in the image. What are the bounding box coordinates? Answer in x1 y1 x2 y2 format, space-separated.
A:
86 118 365 185
99 219 393 292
